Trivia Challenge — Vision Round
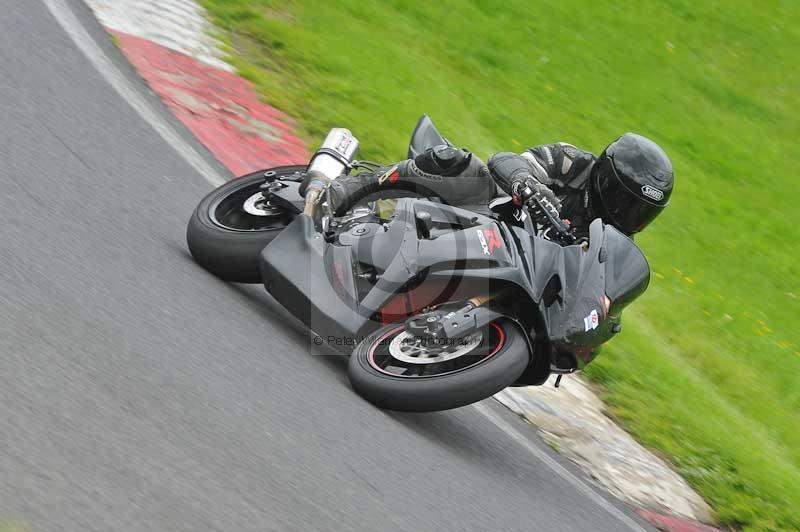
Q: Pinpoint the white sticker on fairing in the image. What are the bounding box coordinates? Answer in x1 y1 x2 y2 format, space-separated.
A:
584 309 599 331
642 185 664 201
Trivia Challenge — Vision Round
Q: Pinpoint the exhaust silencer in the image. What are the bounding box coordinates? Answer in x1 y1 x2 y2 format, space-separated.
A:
307 128 359 180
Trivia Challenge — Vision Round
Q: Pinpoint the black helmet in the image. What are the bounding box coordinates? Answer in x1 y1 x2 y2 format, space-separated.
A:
590 133 673 234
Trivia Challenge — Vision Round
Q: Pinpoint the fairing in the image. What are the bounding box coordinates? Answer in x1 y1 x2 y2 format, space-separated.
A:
259 197 649 372
603 225 650 309
260 198 516 344
539 220 649 368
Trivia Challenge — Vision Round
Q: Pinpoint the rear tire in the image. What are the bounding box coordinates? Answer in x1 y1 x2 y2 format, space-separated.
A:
347 318 529 412
187 166 305 283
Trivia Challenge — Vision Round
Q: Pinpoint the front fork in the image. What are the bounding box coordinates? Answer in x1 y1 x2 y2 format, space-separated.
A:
405 292 506 341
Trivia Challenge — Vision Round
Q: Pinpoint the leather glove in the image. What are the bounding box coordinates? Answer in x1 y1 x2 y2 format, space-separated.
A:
527 183 563 225
510 176 562 212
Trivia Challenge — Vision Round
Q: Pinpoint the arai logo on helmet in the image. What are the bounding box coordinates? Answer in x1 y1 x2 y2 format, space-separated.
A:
641 185 664 201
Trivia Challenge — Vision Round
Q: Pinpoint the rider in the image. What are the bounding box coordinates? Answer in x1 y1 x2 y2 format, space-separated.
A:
320 131 674 238
398 133 674 237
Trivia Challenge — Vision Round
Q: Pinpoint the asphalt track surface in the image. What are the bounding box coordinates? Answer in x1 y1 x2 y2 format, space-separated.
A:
0 1 655 530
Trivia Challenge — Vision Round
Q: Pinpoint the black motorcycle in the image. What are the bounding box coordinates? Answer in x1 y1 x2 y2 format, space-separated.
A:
187 116 650 412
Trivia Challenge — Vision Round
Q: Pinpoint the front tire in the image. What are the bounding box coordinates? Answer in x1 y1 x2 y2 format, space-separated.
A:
187 166 304 283
347 318 529 412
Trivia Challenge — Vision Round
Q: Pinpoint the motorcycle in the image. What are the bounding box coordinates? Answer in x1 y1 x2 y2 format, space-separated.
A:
187 116 650 412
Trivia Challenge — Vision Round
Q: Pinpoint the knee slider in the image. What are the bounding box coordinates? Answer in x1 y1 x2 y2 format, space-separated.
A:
414 145 473 177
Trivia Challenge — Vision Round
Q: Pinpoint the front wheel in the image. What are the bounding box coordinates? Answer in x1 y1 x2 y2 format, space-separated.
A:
347 318 529 412
187 166 305 283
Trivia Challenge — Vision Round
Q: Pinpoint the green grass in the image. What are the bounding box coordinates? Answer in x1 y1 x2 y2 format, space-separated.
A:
199 0 800 529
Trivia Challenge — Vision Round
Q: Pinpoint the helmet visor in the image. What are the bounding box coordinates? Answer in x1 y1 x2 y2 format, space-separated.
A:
594 155 664 234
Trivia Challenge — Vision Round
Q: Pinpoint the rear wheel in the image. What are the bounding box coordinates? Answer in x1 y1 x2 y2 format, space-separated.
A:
347 318 529 412
187 166 304 283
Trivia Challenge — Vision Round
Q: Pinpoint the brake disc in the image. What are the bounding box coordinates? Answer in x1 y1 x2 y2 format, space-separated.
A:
243 192 282 217
388 330 484 365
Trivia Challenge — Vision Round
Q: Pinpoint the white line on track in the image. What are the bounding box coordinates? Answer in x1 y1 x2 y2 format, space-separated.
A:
42 0 227 188
474 402 647 531
46 1 647 529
